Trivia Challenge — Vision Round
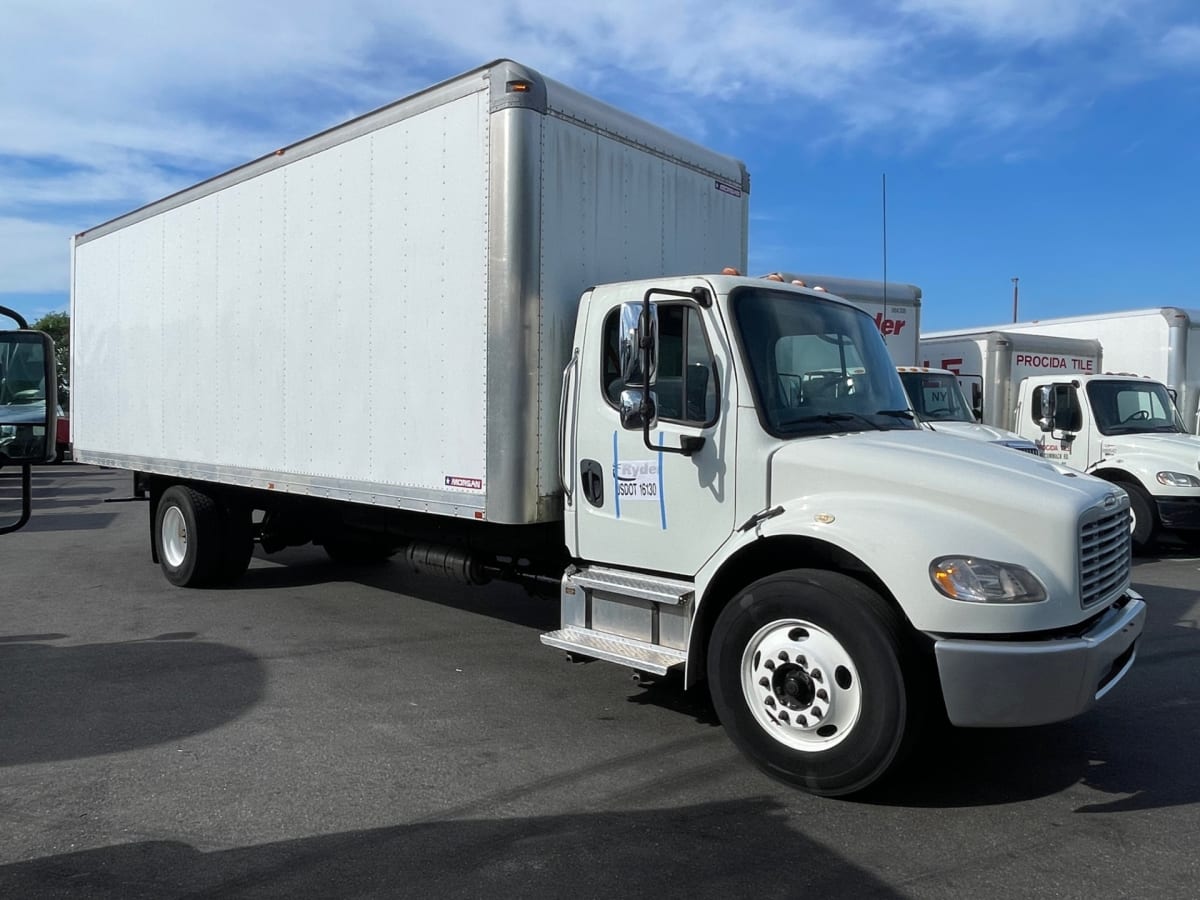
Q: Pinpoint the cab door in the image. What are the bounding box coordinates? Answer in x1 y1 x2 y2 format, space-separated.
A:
570 290 736 576
1029 381 1093 470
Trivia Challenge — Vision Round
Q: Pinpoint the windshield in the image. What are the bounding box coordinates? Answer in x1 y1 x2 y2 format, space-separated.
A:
731 286 917 436
898 371 974 423
1087 379 1186 435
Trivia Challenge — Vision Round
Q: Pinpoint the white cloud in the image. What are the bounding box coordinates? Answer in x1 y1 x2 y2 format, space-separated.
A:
0 0 1194 294
1161 24 1200 65
896 0 1141 43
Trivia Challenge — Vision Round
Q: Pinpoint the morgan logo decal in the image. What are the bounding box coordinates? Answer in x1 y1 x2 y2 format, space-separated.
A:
715 180 742 197
445 476 483 490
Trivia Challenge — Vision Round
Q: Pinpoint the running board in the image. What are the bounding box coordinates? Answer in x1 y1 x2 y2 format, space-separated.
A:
566 566 694 606
541 626 687 676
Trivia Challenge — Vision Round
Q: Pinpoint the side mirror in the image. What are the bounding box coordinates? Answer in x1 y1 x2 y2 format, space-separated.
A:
1034 384 1056 433
619 301 657 388
970 383 983 421
0 329 57 465
0 324 57 536
619 388 656 430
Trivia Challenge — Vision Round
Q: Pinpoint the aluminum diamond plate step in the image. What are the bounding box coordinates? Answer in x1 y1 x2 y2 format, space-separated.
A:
541 627 688 675
568 566 694 606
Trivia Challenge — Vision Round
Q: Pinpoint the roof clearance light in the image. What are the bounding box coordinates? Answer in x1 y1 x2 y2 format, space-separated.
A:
506 80 532 93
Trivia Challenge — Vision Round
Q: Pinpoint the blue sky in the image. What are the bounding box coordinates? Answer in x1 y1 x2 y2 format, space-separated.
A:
2 0 1197 332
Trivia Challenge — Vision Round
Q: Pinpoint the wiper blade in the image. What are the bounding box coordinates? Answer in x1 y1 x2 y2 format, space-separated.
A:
875 409 915 420
777 412 886 431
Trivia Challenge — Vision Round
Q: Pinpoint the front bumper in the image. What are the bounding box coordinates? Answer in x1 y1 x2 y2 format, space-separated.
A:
933 591 1145 728
1155 496 1200 530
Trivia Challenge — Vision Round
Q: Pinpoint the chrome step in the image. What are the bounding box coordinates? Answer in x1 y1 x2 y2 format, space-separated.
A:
568 566 694 606
541 626 687 675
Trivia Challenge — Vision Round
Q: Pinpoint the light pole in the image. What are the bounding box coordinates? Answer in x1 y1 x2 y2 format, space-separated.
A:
1011 277 1019 323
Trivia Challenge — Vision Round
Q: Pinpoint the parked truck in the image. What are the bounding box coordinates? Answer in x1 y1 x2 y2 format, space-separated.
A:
71 60 1145 796
0 307 57 534
922 329 1200 549
771 272 922 366
895 366 1040 455
999 308 1200 434
759 277 1037 453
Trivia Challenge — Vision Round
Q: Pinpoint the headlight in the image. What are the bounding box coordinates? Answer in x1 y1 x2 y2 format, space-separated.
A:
1157 471 1200 487
930 557 1047 604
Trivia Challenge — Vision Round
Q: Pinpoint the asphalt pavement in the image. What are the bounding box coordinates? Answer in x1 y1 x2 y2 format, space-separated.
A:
1 465 1198 898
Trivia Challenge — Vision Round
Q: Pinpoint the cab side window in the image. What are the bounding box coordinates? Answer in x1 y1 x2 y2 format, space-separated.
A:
602 304 717 425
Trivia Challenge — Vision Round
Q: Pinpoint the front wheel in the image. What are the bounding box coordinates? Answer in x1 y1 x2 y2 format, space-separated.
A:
708 569 926 796
1124 482 1160 554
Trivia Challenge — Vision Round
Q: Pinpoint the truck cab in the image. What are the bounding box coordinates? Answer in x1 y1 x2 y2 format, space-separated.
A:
548 273 1144 794
897 366 1041 456
1016 373 1200 549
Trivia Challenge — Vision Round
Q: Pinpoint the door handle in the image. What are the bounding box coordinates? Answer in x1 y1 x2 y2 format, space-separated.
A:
580 459 604 507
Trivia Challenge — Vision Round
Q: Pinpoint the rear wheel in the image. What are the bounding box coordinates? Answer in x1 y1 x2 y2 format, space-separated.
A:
1124 483 1159 554
155 485 224 587
708 569 925 796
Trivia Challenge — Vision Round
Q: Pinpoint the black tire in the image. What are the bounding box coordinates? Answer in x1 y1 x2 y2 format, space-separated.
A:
1124 482 1159 554
323 537 396 565
217 503 254 584
707 569 925 796
154 485 224 587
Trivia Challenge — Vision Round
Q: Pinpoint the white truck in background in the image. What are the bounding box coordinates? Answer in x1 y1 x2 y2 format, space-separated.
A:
771 273 921 366
999 307 1200 434
70 60 1145 796
922 329 1200 550
763 275 1037 453
895 366 1040 456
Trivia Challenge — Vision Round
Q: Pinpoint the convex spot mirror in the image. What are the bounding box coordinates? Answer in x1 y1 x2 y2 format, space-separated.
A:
1035 384 1056 433
0 330 57 464
619 301 658 388
618 301 659 431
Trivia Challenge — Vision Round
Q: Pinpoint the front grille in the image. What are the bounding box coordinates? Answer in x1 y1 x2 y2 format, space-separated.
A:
1080 508 1132 608
1015 445 1041 455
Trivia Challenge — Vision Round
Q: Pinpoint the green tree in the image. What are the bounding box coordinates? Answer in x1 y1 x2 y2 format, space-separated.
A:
32 311 69 410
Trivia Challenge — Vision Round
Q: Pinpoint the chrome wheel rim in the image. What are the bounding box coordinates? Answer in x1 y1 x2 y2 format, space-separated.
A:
161 505 188 569
741 618 862 752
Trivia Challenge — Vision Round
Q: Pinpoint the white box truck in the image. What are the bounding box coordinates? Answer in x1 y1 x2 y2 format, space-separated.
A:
895 366 1040 455
70 60 1144 796
759 276 1036 452
1000 308 1200 434
922 330 1200 550
771 272 921 366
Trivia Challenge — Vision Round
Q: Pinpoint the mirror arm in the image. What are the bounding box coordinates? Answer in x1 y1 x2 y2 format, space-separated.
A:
638 286 711 458
0 306 29 329
0 464 32 535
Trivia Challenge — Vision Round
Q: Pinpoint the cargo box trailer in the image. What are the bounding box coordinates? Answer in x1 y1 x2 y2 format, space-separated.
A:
69 60 1143 795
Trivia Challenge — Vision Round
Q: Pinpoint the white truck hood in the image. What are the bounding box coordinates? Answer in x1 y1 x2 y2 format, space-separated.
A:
769 429 1108 514
1101 431 1200 463
926 420 1038 450
1098 432 1200 492
764 429 1129 634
